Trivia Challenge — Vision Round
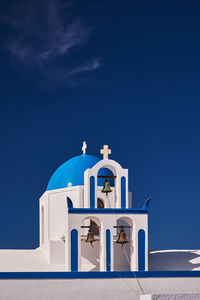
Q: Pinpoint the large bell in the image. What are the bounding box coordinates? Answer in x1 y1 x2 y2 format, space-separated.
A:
116 227 129 247
101 180 112 195
86 229 97 245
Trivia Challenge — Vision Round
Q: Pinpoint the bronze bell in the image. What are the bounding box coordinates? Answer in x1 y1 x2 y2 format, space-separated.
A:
86 229 97 245
101 180 112 195
116 226 129 247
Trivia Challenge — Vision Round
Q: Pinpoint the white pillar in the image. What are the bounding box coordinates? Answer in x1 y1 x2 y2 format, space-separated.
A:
115 175 121 208
125 170 129 209
110 227 114 271
64 228 69 271
131 226 138 271
77 228 81 271
68 227 72 271
145 229 148 271
84 170 90 208
99 227 106 271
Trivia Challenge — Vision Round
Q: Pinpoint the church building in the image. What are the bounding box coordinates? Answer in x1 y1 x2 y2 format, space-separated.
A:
40 142 148 272
0 142 200 300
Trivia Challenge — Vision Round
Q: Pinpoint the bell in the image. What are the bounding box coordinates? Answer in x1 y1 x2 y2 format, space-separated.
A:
116 227 129 247
86 229 97 245
101 180 112 195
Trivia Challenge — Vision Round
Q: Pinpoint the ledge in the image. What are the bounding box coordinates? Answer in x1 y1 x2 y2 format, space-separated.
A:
68 208 148 214
0 271 200 279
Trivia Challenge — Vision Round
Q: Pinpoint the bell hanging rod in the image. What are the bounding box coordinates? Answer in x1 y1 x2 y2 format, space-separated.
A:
114 225 132 228
97 175 116 178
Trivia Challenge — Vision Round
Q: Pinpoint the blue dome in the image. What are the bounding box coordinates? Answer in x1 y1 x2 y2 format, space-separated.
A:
47 154 114 191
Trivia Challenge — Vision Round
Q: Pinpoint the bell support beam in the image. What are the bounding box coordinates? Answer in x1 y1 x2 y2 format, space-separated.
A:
97 175 116 178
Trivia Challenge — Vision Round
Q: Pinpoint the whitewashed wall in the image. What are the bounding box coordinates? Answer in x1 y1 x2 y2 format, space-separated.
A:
1 278 200 300
68 213 148 271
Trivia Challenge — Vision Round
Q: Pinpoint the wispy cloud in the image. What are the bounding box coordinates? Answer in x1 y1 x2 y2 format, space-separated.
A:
0 0 101 83
67 58 101 77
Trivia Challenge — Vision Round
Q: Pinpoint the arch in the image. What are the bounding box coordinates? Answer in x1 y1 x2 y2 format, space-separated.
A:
138 229 145 271
114 217 133 271
85 159 128 210
97 198 104 208
92 159 123 176
81 216 101 226
116 216 132 235
41 206 44 244
97 167 115 208
90 176 95 208
81 216 101 271
67 197 73 208
121 176 126 209
116 216 133 226
88 159 127 190
82 216 101 237
71 229 78 271
106 229 111 271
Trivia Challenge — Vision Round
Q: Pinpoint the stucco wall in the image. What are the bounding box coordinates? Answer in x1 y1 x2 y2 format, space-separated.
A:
0 249 199 272
1 278 200 300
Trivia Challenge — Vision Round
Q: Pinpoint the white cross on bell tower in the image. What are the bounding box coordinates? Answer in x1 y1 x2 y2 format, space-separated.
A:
100 145 111 160
82 141 87 154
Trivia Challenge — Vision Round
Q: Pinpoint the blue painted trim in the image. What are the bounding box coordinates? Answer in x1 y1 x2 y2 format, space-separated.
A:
67 197 73 208
138 229 145 271
121 177 126 209
68 208 148 214
71 229 78 272
90 176 95 209
106 230 111 271
0 271 200 279
143 198 151 210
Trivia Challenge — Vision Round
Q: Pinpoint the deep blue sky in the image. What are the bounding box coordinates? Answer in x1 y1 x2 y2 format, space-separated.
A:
0 0 200 250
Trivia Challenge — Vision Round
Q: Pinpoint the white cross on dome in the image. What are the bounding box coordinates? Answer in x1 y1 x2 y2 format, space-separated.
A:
82 141 87 154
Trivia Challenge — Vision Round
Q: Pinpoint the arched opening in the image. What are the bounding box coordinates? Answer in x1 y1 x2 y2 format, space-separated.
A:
81 217 101 271
67 197 73 208
90 220 99 235
113 217 133 271
41 206 44 244
97 168 115 187
97 168 115 208
97 198 104 208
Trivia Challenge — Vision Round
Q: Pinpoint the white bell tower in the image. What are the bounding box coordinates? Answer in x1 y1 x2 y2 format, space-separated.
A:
39 143 149 272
